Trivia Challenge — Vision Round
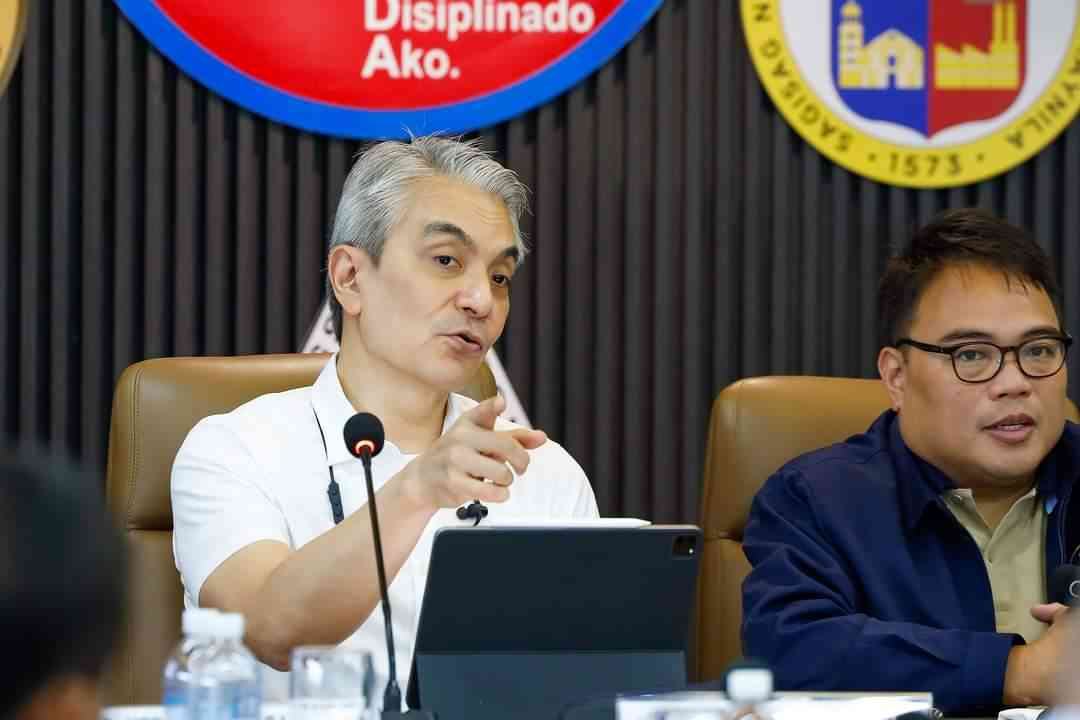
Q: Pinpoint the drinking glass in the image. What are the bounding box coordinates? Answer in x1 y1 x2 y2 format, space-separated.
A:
289 645 373 720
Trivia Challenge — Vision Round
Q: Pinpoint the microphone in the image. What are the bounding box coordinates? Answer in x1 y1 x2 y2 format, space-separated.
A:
456 500 488 525
1050 564 1080 607
343 414 433 719
345 413 385 462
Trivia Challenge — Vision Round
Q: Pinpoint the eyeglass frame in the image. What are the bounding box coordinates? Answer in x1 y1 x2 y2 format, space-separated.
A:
893 334 1074 384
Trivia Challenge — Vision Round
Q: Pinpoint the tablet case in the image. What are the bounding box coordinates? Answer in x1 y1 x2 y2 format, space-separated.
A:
406 525 702 720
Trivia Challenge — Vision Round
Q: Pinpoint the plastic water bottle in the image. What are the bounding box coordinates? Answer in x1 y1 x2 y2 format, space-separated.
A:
722 663 773 720
163 608 261 719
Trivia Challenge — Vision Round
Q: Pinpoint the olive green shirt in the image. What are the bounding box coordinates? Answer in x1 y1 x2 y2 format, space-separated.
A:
943 487 1047 643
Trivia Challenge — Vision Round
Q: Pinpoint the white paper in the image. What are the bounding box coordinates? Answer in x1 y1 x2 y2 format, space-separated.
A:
617 692 935 720
998 709 1046 720
484 517 651 528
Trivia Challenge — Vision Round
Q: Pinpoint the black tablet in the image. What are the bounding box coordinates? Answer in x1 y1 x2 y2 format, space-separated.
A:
406 524 702 720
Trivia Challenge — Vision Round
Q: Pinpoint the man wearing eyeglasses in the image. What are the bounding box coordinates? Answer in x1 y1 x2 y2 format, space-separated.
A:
741 209 1079 715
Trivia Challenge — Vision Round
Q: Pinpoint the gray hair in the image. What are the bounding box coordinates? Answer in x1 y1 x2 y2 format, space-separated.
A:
327 135 530 339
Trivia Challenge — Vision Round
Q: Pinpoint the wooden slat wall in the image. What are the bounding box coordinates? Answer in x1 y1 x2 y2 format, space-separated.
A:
4 1 1080 522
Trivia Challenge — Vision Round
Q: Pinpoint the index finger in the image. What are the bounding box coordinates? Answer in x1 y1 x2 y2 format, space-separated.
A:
460 394 506 431
469 427 543 475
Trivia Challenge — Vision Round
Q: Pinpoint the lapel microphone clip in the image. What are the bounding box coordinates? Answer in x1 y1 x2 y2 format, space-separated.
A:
456 500 489 526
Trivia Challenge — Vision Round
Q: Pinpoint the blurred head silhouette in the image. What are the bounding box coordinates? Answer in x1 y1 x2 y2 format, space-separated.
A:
0 450 126 720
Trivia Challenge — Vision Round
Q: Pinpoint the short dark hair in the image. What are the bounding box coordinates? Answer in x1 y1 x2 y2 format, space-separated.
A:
0 451 127 716
878 208 1062 348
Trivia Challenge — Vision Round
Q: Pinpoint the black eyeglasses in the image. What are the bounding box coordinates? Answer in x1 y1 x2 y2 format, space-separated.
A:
895 335 1073 383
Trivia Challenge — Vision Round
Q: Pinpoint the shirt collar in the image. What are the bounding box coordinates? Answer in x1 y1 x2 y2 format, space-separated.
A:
310 354 465 467
885 410 1080 530
943 485 1039 510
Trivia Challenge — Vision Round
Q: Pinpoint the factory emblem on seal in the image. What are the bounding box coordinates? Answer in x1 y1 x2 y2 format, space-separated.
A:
742 0 1080 188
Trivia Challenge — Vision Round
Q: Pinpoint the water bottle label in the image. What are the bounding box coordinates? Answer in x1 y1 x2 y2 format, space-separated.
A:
232 688 260 720
162 688 187 720
171 686 259 720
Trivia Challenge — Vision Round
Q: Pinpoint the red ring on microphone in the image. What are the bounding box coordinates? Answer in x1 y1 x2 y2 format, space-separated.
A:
354 439 377 456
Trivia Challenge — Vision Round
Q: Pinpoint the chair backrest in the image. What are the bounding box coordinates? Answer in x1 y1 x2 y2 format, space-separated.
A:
103 353 497 705
692 375 1080 682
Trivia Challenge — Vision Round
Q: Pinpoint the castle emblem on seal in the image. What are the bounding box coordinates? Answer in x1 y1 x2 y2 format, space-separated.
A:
742 0 1080 188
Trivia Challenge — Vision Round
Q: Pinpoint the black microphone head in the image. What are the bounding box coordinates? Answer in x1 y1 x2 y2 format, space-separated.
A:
343 412 385 460
1050 563 1080 606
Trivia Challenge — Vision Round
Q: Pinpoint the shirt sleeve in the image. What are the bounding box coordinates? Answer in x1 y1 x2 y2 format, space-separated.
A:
740 468 1020 714
529 436 599 519
569 463 599 519
171 416 291 606
549 442 598 519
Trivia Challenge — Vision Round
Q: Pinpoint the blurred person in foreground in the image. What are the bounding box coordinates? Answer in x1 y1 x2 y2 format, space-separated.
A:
1045 605 1080 717
171 135 598 703
0 451 127 720
742 209 1077 714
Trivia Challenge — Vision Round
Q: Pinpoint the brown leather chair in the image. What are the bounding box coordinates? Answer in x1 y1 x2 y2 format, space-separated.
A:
103 353 497 706
692 375 1080 683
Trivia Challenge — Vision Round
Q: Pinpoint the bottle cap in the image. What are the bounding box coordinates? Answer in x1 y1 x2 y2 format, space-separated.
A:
213 612 245 640
182 607 221 636
726 666 773 704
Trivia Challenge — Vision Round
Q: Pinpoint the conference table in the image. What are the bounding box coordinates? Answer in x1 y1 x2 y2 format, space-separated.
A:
100 709 1008 720
100 696 1032 720
615 690 1029 720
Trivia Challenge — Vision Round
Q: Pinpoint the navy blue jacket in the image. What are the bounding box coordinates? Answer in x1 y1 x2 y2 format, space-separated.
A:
741 410 1080 714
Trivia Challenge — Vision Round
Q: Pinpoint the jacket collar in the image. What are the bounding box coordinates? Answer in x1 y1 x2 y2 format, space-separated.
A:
880 412 954 532
1034 421 1080 511
880 411 1080 532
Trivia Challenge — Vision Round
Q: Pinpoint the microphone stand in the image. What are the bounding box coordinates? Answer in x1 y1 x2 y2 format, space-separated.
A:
360 449 437 719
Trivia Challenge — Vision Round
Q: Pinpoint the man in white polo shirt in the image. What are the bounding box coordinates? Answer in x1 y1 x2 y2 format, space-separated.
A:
171 135 598 702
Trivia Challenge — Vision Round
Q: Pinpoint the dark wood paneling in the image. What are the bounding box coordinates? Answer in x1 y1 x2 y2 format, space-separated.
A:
6 0 1080 524
591 59 626 514
50 0 77 452
81 0 113 466
1 65 17 438
680 0 713 522
204 96 232 356
174 72 202 357
234 114 261 355
112 12 141 380
143 49 172 360
651 0 684 522
265 125 293 351
502 117 537 412
19 0 47 443
564 81 595 480
621 24 657 517
533 101 566 431
294 135 323 349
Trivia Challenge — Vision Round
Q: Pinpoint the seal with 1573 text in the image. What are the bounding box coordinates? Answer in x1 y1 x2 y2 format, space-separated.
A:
743 0 1080 188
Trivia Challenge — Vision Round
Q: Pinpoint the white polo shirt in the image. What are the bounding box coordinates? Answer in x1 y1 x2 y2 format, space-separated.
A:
171 355 599 702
